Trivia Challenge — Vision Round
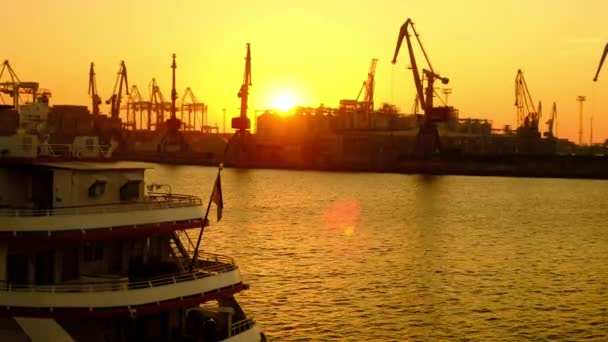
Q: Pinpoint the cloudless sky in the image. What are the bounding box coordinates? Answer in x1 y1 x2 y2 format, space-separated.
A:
2 0 607 142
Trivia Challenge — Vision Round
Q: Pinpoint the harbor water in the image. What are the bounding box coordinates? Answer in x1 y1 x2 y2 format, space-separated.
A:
148 165 608 341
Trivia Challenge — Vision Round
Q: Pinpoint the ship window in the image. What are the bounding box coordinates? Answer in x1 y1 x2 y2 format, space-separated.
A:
62 248 79 281
85 138 95 151
22 137 33 151
7 254 29 284
84 242 104 262
120 180 141 201
88 180 107 198
35 251 55 285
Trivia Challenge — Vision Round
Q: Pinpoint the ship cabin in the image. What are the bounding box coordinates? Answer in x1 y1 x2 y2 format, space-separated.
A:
0 161 155 286
0 160 208 285
0 161 257 341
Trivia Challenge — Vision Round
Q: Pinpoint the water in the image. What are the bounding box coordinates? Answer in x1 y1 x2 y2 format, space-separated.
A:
148 165 608 341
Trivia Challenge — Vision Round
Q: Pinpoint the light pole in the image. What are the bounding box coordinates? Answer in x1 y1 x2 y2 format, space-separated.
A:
590 115 594 145
442 88 452 106
222 108 226 134
576 96 586 145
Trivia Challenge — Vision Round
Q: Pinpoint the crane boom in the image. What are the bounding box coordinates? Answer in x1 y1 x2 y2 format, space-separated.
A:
149 78 165 129
392 18 450 156
106 61 129 120
88 63 101 115
392 19 448 115
514 69 539 133
549 102 556 136
593 42 608 82
355 58 378 112
232 43 252 133
392 19 424 112
364 58 378 105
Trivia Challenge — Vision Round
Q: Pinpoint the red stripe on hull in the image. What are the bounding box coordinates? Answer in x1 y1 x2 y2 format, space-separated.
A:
0 219 207 244
0 283 246 319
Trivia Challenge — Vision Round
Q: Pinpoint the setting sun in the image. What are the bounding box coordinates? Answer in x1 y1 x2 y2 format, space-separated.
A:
271 93 297 112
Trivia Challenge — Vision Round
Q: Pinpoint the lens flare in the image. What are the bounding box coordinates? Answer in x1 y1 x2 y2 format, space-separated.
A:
322 200 361 236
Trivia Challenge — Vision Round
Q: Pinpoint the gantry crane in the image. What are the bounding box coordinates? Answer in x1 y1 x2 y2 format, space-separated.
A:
126 85 149 130
392 19 450 156
514 69 541 138
0 60 47 110
232 43 252 134
88 63 101 115
181 87 208 131
593 42 608 82
543 102 557 138
106 61 129 120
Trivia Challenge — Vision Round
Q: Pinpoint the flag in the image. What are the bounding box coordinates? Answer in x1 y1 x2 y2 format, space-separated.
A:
211 172 223 221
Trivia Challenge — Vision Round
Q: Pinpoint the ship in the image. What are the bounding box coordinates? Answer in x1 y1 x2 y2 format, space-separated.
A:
0 88 265 340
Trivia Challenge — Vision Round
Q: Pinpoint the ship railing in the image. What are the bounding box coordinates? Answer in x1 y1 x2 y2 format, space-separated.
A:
38 143 113 159
0 252 236 293
0 194 202 217
231 318 257 337
182 251 236 271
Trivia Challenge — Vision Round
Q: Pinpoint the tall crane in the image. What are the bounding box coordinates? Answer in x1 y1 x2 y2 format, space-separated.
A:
159 54 188 152
106 61 129 120
392 18 450 156
356 58 379 113
593 42 608 82
149 78 167 130
88 63 101 115
232 43 252 134
543 102 557 138
514 69 540 137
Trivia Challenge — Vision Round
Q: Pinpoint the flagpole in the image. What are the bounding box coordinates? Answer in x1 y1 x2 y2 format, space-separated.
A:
190 167 221 269
189 131 233 269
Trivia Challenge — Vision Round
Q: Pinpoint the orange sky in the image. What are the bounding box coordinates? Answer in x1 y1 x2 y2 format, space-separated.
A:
2 0 607 143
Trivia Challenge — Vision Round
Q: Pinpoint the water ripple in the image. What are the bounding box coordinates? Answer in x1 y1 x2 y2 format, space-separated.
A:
148 167 608 341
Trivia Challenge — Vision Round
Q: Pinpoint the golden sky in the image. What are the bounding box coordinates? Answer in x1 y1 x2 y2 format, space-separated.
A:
2 0 607 142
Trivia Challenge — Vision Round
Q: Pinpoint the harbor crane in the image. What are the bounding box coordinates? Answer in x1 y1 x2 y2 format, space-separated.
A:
514 69 540 138
0 60 48 110
232 43 252 134
125 85 148 130
181 87 208 131
338 58 378 129
392 19 450 156
543 102 557 138
88 63 101 115
593 42 608 82
106 61 129 120
159 54 188 152
149 78 168 130
356 58 379 113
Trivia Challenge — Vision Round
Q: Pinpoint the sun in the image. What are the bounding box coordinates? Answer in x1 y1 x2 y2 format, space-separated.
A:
271 93 297 112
